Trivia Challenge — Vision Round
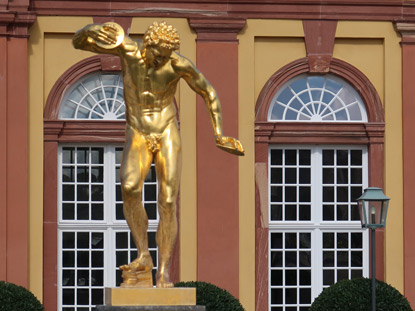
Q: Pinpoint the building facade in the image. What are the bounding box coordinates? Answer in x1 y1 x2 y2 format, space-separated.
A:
1 0 415 310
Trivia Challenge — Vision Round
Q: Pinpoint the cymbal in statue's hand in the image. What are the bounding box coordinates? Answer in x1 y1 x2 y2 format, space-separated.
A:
87 22 124 49
215 135 245 156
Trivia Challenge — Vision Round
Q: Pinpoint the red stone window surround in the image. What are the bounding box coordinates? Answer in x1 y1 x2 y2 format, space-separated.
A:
254 57 385 311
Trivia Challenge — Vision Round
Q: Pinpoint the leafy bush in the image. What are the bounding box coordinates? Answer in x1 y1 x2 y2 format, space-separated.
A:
0 281 44 311
175 281 245 311
310 278 412 311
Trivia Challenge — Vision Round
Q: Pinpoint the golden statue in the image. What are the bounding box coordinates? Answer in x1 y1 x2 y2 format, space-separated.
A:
73 21 244 288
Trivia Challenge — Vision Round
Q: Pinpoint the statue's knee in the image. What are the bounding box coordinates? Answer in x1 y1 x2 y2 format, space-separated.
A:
121 182 141 198
158 198 176 218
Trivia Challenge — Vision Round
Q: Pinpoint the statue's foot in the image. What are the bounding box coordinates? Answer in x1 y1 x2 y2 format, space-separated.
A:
121 254 154 272
156 271 174 288
120 255 154 288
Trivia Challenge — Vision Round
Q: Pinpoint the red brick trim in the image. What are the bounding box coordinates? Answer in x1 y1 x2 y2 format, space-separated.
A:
395 22 415 308
303 20 337 73
395 21 415 46
191 20 242 296
188 18 246 42
43 139 59 311
255 122 384 145
29 1 415 21
0 36 7 282
0 10 36 37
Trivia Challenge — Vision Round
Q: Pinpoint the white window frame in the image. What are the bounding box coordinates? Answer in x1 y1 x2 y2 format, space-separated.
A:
268 145 369 310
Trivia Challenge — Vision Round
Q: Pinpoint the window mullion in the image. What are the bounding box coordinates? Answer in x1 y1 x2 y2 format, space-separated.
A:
104 146 114 289
58 146 63 222
105 146 115 225
312 228 323 301
311 147 322 225
105 228 114 288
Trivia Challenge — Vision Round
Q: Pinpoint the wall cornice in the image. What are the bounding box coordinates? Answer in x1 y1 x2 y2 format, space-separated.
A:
395 21 415 45
29 0 415 21
188 18 246 42
0 9 36 37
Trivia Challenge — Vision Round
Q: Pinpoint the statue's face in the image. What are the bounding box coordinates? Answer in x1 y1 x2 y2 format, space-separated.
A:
145 45 172 68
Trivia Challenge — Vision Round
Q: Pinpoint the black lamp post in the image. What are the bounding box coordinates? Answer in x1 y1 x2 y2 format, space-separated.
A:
357 187 390 311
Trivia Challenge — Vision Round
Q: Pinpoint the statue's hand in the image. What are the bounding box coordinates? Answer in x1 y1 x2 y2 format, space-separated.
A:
215 135 245 156
86 23 119 47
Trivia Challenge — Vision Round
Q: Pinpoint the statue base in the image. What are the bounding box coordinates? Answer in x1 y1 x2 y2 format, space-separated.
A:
104 288 197 306
96 307 205 311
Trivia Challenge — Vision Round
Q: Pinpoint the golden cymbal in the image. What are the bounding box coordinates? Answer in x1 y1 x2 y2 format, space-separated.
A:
96 22 125 49
216 143 245 156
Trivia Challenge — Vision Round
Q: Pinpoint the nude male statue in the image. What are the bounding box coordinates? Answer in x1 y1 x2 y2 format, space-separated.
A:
73 22 244 288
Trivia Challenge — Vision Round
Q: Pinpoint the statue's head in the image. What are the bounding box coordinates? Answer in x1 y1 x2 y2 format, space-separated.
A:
144 22 180 51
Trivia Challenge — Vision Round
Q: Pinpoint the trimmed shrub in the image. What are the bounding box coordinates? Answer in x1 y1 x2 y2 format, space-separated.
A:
0 281 44 311
175 281 245 311
310 278 412 311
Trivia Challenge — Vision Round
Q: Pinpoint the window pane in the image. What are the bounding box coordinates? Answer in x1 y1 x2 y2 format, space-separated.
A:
271 205 282 221
299 150 311 165
62 203 75 220
299 168 310 184
271 168 282 184
337 150 348 166
271 269 283 286
299 205 310 221
285 150 297 165
271 149 282 165
271 233 283 249
323 150 334 165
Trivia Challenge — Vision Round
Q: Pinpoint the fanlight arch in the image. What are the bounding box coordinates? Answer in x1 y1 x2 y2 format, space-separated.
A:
268 73 368 122
255 58 384 123
59 72 125 120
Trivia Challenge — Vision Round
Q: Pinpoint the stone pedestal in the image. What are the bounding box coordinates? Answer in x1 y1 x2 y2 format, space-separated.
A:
96 306 205 311
97 287 204 311
105 288 196 306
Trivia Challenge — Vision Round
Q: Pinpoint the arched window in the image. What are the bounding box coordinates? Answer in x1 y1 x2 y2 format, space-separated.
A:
254 58 385 311
43 56 174 311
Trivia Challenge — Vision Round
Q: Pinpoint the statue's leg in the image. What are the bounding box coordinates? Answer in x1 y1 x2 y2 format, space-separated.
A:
154 122 182 288
120 127 154 287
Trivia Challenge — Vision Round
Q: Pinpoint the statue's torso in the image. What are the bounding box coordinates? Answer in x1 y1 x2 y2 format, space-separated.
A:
120 49 180 135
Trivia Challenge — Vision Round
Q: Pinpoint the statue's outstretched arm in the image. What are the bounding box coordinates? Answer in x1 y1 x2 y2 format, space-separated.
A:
175 56 244 156
73 23 136 55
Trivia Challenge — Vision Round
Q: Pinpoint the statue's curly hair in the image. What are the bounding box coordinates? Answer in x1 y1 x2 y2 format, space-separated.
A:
143 22 180 50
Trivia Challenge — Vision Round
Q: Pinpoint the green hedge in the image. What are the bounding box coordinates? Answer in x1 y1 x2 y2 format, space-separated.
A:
0 281 44 311
175 281 245 311
310 278 412 311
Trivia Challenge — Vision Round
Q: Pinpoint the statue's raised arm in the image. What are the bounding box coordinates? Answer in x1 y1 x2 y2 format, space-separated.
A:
73 22 136 55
